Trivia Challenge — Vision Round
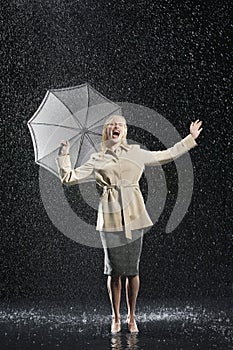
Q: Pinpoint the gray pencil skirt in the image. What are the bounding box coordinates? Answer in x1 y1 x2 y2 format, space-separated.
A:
99 229 144 276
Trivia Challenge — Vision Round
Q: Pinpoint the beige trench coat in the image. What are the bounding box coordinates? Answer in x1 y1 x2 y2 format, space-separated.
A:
56 134 197 239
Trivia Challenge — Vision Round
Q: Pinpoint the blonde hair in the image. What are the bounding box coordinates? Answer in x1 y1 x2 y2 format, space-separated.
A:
101 115 128 152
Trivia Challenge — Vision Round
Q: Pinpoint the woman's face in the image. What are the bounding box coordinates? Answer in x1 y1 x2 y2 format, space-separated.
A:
106 116 126 142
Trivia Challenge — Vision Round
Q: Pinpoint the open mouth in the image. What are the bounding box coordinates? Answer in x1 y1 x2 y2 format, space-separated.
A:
112 130 120 138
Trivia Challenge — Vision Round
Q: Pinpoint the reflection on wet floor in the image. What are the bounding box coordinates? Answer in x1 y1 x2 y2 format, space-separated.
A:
111 333 139 350
0 298 232 349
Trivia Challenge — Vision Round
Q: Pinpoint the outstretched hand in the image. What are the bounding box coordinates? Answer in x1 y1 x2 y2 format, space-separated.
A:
190 119 203 140
58 140 70 156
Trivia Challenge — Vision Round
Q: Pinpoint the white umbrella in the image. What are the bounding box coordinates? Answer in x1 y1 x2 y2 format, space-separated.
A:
28 83 122 177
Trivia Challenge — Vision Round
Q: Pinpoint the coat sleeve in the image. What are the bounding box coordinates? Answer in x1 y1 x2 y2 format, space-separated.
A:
56 154 95 185
140 134 198 166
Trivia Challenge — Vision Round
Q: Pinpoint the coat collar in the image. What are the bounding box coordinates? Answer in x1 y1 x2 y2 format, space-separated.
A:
119 143 131 151
104 142 130 154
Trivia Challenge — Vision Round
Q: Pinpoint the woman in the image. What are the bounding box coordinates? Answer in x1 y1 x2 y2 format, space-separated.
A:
56 115 203 334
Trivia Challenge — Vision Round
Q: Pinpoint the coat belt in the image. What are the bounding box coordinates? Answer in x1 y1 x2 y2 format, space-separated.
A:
103 183 139 240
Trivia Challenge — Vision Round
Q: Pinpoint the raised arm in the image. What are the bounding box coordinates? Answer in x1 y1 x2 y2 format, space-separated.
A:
141 119 203 166
56 140 95 185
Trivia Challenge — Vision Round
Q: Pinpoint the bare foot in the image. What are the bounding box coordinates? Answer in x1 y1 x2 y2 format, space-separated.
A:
127 317 139 333
111 317 121 334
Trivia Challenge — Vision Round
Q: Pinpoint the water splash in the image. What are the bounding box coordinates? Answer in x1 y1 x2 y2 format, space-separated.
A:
0 299 232 349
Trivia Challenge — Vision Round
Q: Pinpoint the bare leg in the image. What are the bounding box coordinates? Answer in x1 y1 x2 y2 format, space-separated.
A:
107 275 122 332
125 275 140 332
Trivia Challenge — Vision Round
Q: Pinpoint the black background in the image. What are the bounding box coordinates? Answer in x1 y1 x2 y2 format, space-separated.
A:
2 0 232 302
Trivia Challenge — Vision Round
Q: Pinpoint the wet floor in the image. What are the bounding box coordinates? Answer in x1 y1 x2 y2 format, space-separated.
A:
0 298 232 349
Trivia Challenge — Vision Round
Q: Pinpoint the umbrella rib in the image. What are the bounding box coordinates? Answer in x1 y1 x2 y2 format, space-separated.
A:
87 107 122 130
84 84 121 131
31 122 80 131
50 92 84 129
87 130 102 136
36 160 58 177
37 132 82 162
77 133 85 161
85 133 99 151
83 85 90 130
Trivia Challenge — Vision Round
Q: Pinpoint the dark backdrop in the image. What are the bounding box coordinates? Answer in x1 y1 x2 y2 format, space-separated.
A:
2 0 232 302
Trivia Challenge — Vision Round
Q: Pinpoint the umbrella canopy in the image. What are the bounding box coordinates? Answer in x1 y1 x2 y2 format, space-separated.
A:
28 83 122 177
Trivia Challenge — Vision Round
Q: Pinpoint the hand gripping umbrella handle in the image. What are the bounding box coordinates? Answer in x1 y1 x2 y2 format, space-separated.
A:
58 140 70 156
